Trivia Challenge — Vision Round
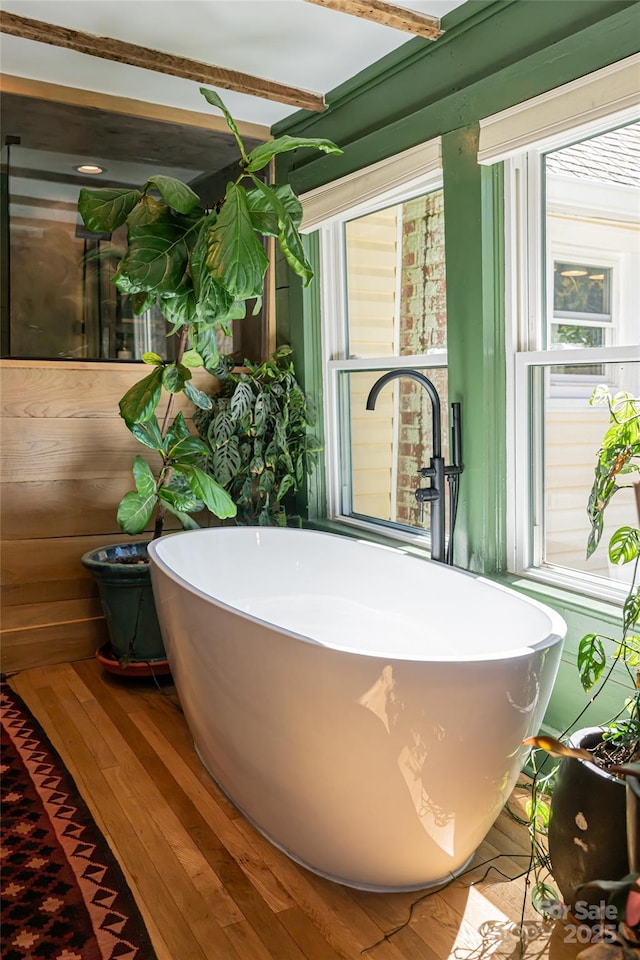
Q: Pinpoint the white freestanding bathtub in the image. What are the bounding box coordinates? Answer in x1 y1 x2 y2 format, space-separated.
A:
148 527 565 891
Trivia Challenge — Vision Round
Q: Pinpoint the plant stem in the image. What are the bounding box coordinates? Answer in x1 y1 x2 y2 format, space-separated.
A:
153 324 189 540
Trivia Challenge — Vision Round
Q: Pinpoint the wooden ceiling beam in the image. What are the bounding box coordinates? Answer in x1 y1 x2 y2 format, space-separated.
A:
0 11 327 113
304 0 442 39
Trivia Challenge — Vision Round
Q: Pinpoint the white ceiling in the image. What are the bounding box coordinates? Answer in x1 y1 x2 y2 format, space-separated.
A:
0 0 467 129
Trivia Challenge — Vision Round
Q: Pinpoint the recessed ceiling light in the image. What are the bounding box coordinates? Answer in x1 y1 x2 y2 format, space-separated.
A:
75 163 105 175
560 269 588 277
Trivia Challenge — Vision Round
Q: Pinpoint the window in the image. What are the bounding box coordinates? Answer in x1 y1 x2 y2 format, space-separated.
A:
313 151 448 546
551 260 612 349
508 119 640 597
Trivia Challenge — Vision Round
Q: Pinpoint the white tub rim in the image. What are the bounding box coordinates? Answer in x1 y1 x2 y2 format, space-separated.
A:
148 527 566 663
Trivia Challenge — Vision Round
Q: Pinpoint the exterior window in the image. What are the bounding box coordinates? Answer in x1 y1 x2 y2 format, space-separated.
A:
509 119 640 596
551 260 612 348
321 181 447 544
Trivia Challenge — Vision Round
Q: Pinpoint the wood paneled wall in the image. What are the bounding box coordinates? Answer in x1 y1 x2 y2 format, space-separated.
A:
1 359 216 673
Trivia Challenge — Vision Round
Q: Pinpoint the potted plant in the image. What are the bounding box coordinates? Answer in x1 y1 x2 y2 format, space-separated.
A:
524 385 640 914
193 345 321 526
78 87 341 668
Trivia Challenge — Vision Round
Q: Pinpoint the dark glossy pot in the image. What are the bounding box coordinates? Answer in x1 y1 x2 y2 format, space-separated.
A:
627 773 640 873
82 541 166 663
548 727 628 911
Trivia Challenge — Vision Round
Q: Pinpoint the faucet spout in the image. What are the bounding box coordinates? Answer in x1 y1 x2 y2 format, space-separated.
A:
366 370 442 458
365 369 462 565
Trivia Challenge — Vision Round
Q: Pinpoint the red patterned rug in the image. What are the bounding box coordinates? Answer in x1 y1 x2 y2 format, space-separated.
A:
1 682 157 960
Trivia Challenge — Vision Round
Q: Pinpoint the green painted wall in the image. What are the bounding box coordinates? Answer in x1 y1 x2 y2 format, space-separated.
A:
275 0 640 735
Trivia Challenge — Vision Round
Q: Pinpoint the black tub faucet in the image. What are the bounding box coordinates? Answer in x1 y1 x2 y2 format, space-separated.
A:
366 370 463 565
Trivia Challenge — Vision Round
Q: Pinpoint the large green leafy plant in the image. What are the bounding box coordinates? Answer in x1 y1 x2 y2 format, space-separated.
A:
194 346 320 526
520 387 640 921
77 87 340 538
578 386 640 763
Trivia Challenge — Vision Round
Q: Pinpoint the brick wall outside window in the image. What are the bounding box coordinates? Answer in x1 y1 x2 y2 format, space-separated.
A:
396 192 448 528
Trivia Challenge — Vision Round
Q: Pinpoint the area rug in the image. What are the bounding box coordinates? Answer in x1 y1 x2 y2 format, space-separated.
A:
1 682 157 960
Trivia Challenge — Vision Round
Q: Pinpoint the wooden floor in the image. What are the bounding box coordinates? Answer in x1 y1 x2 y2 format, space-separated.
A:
10 660 583 960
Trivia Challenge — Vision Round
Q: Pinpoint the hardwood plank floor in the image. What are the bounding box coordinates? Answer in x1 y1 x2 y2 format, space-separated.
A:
9 660 583 960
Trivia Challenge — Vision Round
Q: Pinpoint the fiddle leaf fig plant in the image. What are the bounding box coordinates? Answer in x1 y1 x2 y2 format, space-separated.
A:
77 87 341 538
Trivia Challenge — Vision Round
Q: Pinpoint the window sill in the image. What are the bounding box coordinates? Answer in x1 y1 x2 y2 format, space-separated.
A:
306 518 623 627
484 572 621 626
306 517 434 562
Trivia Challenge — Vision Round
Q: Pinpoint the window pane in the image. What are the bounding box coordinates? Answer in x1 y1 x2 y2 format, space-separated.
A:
550 324 605 348
553 262 611 317
545 121 640 348
344 189 446 359
539 360 639 585
340 367 449 532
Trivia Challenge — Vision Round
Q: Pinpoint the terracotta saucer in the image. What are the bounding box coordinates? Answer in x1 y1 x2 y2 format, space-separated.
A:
95 643 172 678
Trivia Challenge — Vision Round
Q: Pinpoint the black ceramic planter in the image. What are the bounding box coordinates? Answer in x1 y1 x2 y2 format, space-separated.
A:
82 540 166 664
548 727 628 911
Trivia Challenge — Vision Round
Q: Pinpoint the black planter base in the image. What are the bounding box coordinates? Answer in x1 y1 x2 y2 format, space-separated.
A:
548 727 629 911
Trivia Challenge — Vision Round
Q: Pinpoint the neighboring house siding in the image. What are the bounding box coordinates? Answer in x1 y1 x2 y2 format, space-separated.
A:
347 209 398 520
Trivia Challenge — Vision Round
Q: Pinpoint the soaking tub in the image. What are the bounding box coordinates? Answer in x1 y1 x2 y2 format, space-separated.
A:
148 527 565 891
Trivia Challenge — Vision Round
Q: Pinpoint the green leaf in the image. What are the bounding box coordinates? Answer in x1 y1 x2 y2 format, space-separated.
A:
178 464 237 519
129 416 165 452
165 410 191 442
143 175 200 214
126 193 167 228
199 87 248 162
245 135 342 173
117 490 157 535
609 526 640 565
131 291 156 315
193 327 221 373
119 367 163 424
115 206 200 295
165 411 212 461
230 381 253 420
162 363 192 393
276 475 295 501
258 468 274 493
181 349 203 368
249 175 312 285
184 380 213 411
142 352 163 366
206 183 269 300
209 410 235 445
158 484 203 513
531 882 560 917
159 291 198 325
169 434 210 463
212 437 242 485
623 588 640 634
618 634 640 667
78 187 142 233
525 796 551 829
132 455 157 498
253 391 271 435
246 184 303 237
577 633 608 691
